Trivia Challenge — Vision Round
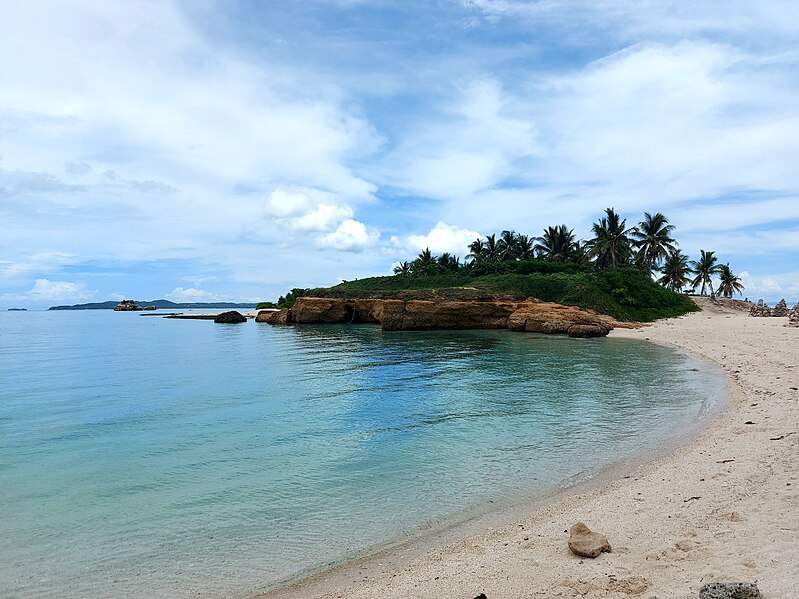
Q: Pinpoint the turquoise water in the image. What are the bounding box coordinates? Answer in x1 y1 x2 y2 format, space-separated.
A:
0 310 724 598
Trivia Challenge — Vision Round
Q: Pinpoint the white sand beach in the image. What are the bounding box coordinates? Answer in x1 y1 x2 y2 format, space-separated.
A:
261 305 798 599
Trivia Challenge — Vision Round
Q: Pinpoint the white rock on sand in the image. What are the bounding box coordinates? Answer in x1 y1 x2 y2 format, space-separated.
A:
260 307 798 599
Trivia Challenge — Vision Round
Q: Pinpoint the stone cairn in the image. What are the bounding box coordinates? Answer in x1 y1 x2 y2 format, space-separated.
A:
772 298 789 317
787 303 799 327
748 299 772 317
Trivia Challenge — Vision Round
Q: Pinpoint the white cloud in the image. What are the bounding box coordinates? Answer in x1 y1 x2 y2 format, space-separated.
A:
28 279 97 301
317 219 379 252
381 79 541 199
737 271 799 302
264 188 355 232
0 278 98 303
166 287 223 302
401 221 482 256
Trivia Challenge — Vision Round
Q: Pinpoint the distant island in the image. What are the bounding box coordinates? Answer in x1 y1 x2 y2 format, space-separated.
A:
7 308 28 311
49 300 256 311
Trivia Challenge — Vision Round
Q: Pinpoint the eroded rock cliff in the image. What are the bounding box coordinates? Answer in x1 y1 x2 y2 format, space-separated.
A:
256 297 618 337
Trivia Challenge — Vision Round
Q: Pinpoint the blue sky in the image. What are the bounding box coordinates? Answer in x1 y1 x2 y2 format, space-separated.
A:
1 0 798 308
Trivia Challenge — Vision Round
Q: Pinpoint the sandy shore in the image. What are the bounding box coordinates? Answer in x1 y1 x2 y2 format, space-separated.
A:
259 306 798 599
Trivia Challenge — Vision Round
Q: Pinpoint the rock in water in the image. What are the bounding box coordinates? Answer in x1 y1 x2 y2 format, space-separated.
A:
114 300 142 311
567 324 609 338
214 311 247 324
567 522 611 558
699 581 760 599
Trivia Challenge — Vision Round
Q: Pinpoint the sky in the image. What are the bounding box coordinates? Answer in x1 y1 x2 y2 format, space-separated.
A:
1 0 798 308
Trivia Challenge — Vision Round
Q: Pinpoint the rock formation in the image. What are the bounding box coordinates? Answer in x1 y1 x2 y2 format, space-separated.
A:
699 581 760 599
256 297 617 336
772 298 789 317
213 311 247 324
748 299 772 317
114 300 142 311
567 522 611 558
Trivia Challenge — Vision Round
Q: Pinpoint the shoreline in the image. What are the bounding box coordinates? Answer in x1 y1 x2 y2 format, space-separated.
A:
255 306 797 599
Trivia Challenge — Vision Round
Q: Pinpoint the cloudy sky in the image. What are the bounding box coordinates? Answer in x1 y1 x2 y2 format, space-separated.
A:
1 0 798 308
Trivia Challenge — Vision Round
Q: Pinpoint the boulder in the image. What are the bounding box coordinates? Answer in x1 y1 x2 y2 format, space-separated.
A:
772 298 789 317
567 324 611 338
213 311 247 324
699 581 760 599
567 522 611 558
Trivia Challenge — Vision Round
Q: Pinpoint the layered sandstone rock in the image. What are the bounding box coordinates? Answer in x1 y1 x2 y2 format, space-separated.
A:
257 297 617 336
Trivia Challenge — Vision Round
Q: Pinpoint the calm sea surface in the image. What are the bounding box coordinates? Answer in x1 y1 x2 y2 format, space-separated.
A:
0 310 725 598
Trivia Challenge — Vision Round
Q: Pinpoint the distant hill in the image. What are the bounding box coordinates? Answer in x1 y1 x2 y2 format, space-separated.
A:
49 300 256 311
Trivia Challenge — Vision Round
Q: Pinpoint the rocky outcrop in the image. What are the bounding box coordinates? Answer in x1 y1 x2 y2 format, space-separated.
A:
213 311 247 323
748 299 772 317
567 522 611 558
257 297 617 336
772 298 789 317
114 300 142 311
699 582 760 599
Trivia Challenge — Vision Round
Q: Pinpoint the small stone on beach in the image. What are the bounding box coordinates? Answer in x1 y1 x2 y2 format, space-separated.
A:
567 522 611 558
699 581 760 599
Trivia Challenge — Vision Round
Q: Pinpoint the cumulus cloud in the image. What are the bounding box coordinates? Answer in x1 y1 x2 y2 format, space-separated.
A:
0 278 98 303
166 287 225 302
399 222 482 256
737 271 799 299
264 188 355 232
317 219 379 252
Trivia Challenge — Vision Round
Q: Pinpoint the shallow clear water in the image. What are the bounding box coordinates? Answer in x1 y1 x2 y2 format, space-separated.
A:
0 310 725 598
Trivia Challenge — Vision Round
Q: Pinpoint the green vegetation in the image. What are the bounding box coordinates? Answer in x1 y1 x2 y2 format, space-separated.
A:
277 288 310 308
308 267 696 322
255 301 277 309
268 207 746 322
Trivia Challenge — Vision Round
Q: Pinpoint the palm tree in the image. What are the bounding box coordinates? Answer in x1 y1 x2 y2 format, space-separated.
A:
657 250 691 291
498 230 518 261
437 253 461 272
717 263 745 297
689 250 721 295
411 247 438 276
484 234 501 264
587 208 634 269
467 238 486 263
393 261 411 277
631 212 677 274
534 225 578 262
516 234 535 261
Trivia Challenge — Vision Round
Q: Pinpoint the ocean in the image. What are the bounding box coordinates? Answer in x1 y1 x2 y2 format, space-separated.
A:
0 310 725 598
